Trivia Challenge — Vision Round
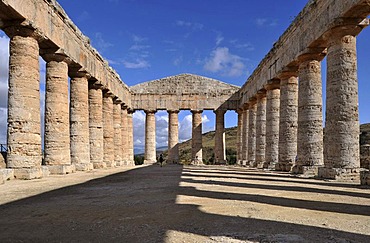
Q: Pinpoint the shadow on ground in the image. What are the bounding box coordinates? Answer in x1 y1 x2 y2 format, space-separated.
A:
0 165 369 242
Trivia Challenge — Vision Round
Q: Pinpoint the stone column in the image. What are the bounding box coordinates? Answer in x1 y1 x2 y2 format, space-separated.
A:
214 109 226 164
241 106 249 166
6 30 43 179
70 72 91 171
277 73 298 172
88 83 105 169
293 54 324 176
144 110 157 164
264 80 280 169
103 92 115 167
168 110 179 164
236 109 243 165
113 101 123 166
248 100 257 167
127 110 135 165
43 53 73 174
321 31 361 181
121 107 128 165
256 91 267 168
191 110 203 165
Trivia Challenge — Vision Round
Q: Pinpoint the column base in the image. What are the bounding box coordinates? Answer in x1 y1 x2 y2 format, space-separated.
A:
93 162 107 169
360 170 370 185
125 160 135 166
249 161 258 168
105 161 116 168
13 167 44 180
191 159 203 166
115 161 125 167
0 169 14 182
144 159 157 165
75 163 94 171
257 162 269 169
291 165 322 178
48 164 76 175
318 167 363 183
275 163 292 172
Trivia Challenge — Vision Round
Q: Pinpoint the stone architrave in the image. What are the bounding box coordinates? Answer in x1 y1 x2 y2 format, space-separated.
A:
294 54 324 176
127 110 135 165
113 101 123 166
214 109 226 164
88 83 105 169
121 107 128 165
6 31 43 179
70 72 92 171
241 106 249 166
321 31 361 181
144 110 157 164
191 110 203 165
168 110 179 164
264 80 280 169
256 91 267 168
277 73 298 172
236 109 243 165
248 100 257 167
43 53 73 174
103 92 115 167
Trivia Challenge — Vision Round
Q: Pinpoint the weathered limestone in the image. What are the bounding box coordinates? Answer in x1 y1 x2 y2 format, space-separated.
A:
255 92 267 168
70 73 91 171
88 84 105 169
277 74 298 172
121 107 128 165
168 110 179 164
248 100 257 167
321 31 361 182
236 109 243 165
144 110 157 164
6 33 43 179
113 102 123 166
293 56 324 176
103 92 115 167
265 80 280 168
44 54 73 174
127 110 135 165
241 107 249 166
214 109 226 164
191 110 203 164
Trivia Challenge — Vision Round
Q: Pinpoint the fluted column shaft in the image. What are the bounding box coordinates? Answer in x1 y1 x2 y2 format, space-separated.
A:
7 34 42 178
265 82 280 167
168 110 179 164
277 75 298 171
241 107 249 165
215 110 226 164
192 110 203 164
70 74 91 171
121 107 128 164
236 109 243 164
103 93 114 167
127 111 134 165
144 110 157 164
113 102 122 166
295 58 324 175
256 93 267 168
248 101 257 167
323 33 360 180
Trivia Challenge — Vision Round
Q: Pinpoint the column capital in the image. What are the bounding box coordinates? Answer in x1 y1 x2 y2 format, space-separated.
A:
256 89 267 99
298 48 326 63
113 97 123 105
41 49 72 64
277 66 298 80
214 109 227 115
3 21 45 41
236 108 244 115
248 97 257 106
323 18 369 43
167 110 179 114
121 104 128 110
144 109 157 114
264 79 280 90
191 110 203 114
69 66 91 79
103 90 115 98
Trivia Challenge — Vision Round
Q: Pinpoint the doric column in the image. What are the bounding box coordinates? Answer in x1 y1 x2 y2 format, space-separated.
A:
241 105 249 166
236 109 243 165
293 54 324 176
144 110 157 164
103 91 115 167
70 71 92 171
88 83 105 169
277 72 298 172
214 109 226 164
43 53 73 174
321 29 361 181
168 110 179 164
121 107 129 165
127 110 135 165
113 101 123 166
264 80 280 168
191 110 203 165
256 91 267 168
6 29 43 179
248 99 257 167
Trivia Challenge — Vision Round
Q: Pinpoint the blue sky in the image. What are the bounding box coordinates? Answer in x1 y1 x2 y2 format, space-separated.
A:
0 0 370 152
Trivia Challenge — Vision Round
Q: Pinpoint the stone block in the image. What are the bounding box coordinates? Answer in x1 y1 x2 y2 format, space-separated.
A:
318 167 362 183
93 162 107 169
13 167 43 180
0 154 6 169
75 163 94 171
360 170 370 185
42 166 50 177
48 164 76 175
0 169 14 181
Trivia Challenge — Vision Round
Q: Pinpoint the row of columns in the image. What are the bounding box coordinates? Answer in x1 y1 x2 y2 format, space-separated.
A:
5 29 134 179
143 109 227 165
237 30 361 180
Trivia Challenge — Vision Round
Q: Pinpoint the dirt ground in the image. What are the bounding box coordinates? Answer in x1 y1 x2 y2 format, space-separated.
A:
0 164 369 243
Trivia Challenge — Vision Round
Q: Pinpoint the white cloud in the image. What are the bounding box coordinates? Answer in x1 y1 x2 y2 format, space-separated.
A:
123 59 150 69
256 18 278 27
204 47 247 77
123 34 151 69
129 44 150 51
176 20 204 31
173 56 183 66
77 11 90 22
216 34 224 46
93 32 113 54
